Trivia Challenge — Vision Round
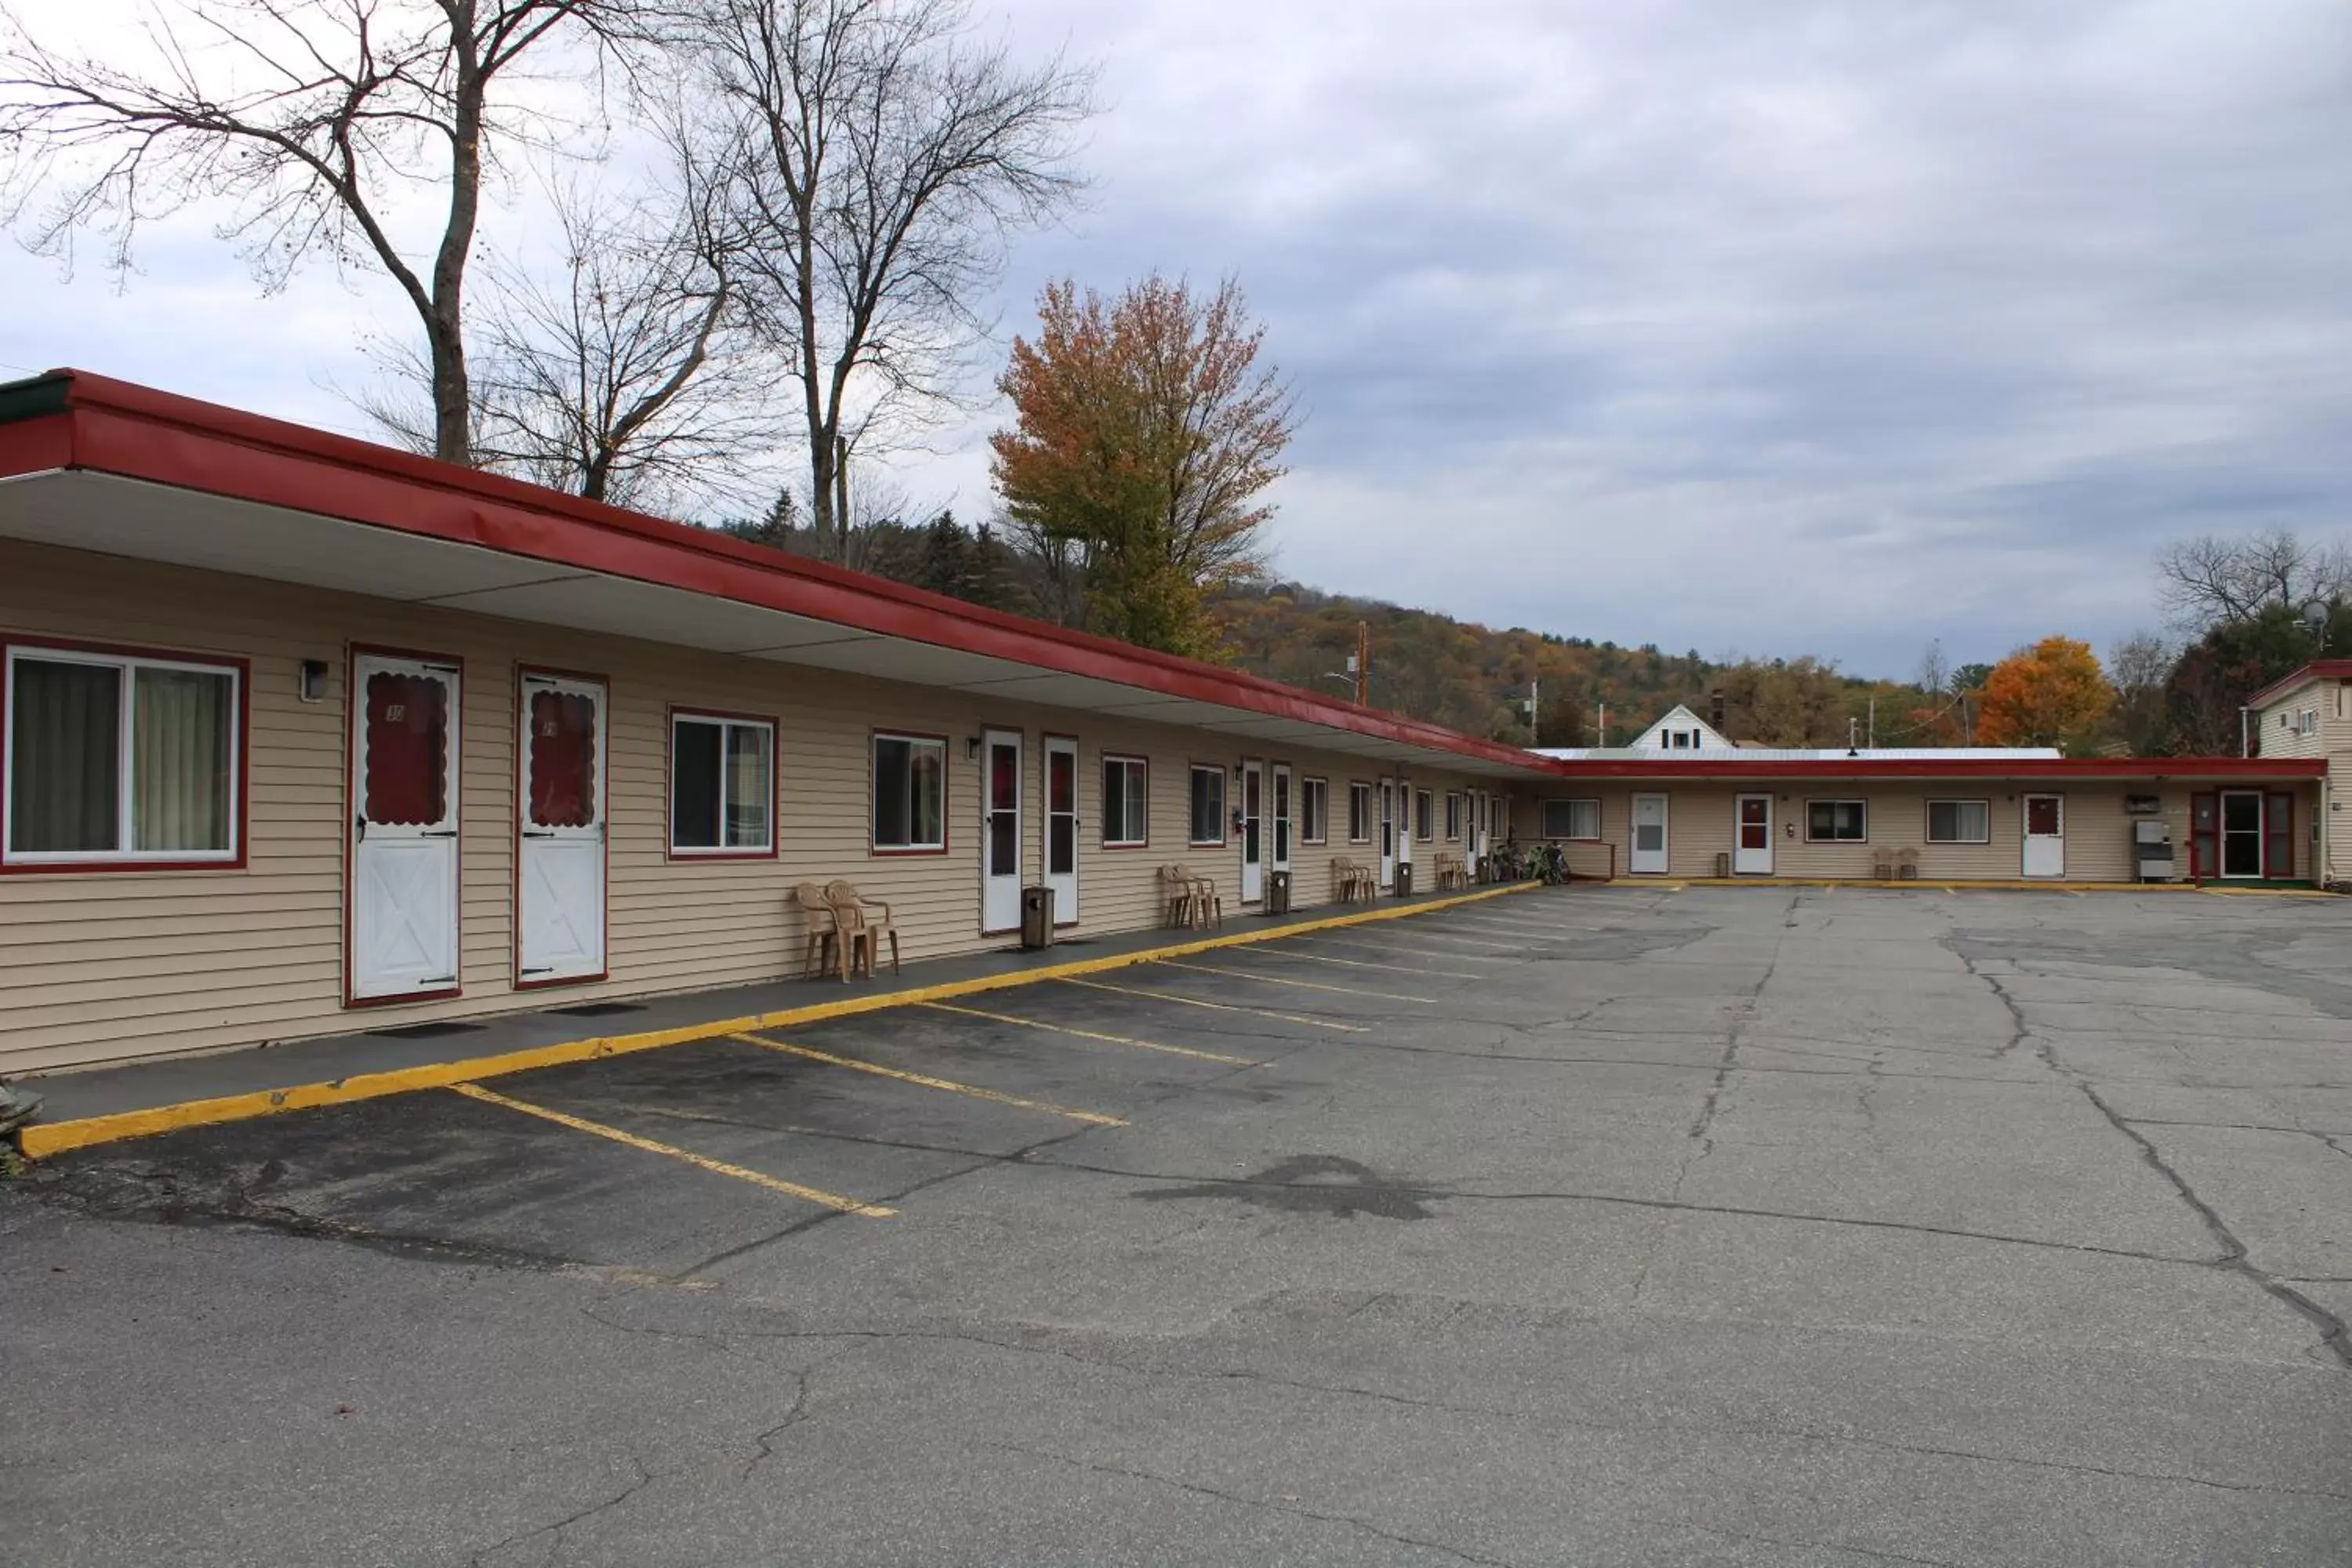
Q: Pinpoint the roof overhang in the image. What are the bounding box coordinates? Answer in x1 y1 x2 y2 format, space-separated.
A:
2245 660 2352 711
0 370 1558 781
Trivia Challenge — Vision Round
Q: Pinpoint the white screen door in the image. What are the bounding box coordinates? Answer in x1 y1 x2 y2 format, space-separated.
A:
1044 735 1078 925
982 728 1023 933
1379 781 1398 887
350 653 462 1000
1272 763 1293 877
1734 794 1773 875
1631 793 1670 874
517 672 608 983
2022 793 2065 879
1396 777 1413 884
1239 759 1265 902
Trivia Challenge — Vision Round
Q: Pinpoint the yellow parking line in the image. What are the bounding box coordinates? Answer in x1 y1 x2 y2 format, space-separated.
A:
1056 976 1368 1033
729 1033 1127 1127
448 1083 895 1216
918 1001 1256 1066
1154 958 1438 1004
1296 934 1509 964
1243 948 1485 980
1383 929 1527 952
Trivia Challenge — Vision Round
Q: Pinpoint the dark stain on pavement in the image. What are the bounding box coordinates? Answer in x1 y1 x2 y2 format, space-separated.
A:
1132 1153 1434 1220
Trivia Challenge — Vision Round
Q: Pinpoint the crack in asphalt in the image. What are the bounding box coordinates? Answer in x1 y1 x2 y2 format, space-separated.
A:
1632 1515 1969 1568
568 1308 2352 1504
979 1439 1525 1567
466 1454 661 1567
1955 948 2352 1370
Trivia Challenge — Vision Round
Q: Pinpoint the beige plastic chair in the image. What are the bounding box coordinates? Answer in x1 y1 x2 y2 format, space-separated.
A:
1896 847 1920 881
1160 864 1198 928
824 880 900 978
793 882 843 980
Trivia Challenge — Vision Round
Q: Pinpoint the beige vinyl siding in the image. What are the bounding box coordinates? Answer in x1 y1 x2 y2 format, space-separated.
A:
0 540 1493 1075
2258 677 2347 880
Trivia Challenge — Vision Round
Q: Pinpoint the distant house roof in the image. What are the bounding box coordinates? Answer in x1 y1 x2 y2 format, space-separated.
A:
2245 660 2352 711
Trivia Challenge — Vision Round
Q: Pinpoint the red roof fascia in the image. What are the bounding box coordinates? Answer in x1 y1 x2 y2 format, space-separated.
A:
1540 756 2325 782
5 369 1552 775
2243 661 2352 711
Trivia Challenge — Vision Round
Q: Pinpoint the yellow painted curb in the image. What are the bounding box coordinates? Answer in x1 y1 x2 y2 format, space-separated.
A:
16 881 1539 1160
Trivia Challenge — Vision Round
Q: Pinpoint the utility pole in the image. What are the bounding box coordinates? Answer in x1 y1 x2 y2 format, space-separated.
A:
1355 621 1369 707
1592 702 1608 747
1867 695 1876 749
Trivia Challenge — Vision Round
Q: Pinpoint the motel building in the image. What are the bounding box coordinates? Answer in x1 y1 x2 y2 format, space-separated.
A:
0 371 2333 1084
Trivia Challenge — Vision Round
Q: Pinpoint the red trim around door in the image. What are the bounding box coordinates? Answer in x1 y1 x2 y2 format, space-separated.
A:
343 644 466 1009
512 664 611 991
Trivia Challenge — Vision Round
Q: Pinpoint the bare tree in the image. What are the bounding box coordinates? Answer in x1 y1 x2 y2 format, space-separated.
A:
2154 530 2352 630
0 0 649 466
2107 630 2175 756
1915 639 1948 697
365 109 781 510
689 0 1094 561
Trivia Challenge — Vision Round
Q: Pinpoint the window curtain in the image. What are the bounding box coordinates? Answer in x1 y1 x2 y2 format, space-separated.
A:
9 659 121 853
724 724 770 848
133 668 232 851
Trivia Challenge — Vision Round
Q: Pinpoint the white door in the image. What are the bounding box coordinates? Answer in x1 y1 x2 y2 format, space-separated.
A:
1396 776 1414 884
1631 793 1670 874
1044 735 1079 925
1734 793 1773 876
1379 780 1398 887
350 653 462 1000
517 672 608 983
982 728 1023 933
1239 758 1265 903
2022 793 2065 879
1271 763 1293 877
1472 789 1490 860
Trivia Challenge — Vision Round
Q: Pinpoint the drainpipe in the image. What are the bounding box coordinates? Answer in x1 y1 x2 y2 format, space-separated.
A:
2240 706 2252 758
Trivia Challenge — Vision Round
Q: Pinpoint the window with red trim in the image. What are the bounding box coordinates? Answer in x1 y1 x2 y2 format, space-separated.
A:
5 644 241 866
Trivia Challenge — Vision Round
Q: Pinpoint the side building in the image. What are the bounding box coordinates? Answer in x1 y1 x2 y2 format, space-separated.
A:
1528 710 2324 884
0 372 1552 1079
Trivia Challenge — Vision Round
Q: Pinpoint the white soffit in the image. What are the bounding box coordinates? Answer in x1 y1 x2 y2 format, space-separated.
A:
0 469 1550 779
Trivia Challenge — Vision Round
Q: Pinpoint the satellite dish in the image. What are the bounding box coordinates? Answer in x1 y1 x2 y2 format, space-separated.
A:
2303 601 2329 631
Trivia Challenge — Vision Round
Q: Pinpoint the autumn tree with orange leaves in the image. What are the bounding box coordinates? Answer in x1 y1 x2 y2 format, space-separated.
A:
992 274 1294 657
1976 637 2116 753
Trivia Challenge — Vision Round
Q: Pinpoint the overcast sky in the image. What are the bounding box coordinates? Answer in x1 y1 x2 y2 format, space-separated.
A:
4 0 2348 677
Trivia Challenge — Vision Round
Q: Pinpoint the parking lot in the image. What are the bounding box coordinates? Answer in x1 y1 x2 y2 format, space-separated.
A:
6 885 2352 1566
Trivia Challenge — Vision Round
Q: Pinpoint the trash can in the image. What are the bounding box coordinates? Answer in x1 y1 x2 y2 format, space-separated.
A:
1020 885 1054 950
1395 862 1414 898
1267 869 1292 916
1715 851 1731 879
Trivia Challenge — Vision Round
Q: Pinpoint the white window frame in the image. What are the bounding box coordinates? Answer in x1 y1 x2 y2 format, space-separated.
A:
1189 764 1228 847
1414 788 1433 843
1347 781 1373 844
1102 753 1149 848
668 710 775 857
3 643 244 867
1301 776 1329 845
871 732 948 853
1806 799 1869 843
1926 798 1991 845
1443 791 1462 840
1542 797 1601 840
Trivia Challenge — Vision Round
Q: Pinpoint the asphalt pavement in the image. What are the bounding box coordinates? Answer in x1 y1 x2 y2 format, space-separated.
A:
5 885 2350 1566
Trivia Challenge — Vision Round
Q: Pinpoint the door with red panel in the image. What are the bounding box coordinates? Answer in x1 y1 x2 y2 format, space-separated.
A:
349 653 463 1000
981 728 1023 934
517 671 608 984
1044 735 1079 925
1733 793 1773 875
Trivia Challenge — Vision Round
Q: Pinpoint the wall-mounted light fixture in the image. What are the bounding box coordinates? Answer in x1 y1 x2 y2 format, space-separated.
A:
964 735 982 760
1232 761 1246 781
298 659 330 703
